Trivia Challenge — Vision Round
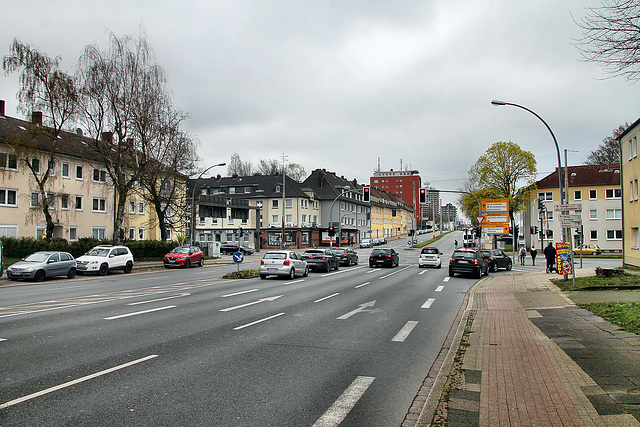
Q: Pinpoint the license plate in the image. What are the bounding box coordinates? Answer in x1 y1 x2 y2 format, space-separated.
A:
168 260 175 263
458 260 467 264
268 268 277 272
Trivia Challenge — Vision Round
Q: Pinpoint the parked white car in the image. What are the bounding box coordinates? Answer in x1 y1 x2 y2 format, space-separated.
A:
76 245 134 276
259 250 308 279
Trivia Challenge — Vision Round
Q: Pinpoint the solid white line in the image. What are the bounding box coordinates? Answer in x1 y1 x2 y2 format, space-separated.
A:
355 282 370 288
220 289 259 298
284 279 305 285
0 355 158 410
138 276 171 281
392 321 419 342
379 265 412 279
233 312 285 330
443 277 450 282
366 269 380 274
312 376 375 427
315 293 340 303
104 306 176 320
127 293 190 306
321 265 365 277
421 298 435 309
0 338 6 342
435 286 445 292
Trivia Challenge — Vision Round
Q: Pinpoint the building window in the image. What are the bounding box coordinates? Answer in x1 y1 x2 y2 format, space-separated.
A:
589 209 597 220
546 210 553 220
129 228 136 240
138 228 145 240
212 217 218 225
636 179 639 201
75 195 83 211
47 160 56 176
272 215 279 223
606 209 622 219
92 197 106 212
129 200 136 214
538 192 553 201
573 190 581 200
589 189 597 199
138 201 145 214
62 162 70 179
76 165 84 180
31 158 41 174
61 194 69 210
92 227 106 240
229 187 236 194
590 230 598 240
606 230 622 240
0 188 17 207
228 216 234 225
0 152 18 170
69 226 78 241
93 168 107 183
272 200 279 209
31 191 39 207
286 199 292 208
632 227 639 249
605 188 621 199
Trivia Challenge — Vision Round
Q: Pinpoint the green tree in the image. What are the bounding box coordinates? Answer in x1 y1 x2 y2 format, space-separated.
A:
468 141 537 221
584 123 628 165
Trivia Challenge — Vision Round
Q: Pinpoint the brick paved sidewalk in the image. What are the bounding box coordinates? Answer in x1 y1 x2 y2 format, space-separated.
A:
415 271 640 426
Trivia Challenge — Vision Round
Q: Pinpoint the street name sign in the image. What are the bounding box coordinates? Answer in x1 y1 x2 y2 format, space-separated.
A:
554 203 582 212
481 199 509 213
558 214 581 228
484 213 509 224
481 224 510 235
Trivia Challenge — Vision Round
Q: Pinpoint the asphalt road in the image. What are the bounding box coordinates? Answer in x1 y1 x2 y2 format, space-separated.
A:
0 233 488 425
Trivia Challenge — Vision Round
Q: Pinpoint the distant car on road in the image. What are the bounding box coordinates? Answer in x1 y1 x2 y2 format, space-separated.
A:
449 249 489 278
573 244 601 255
220 243 254 255
7 251 77 282
302 249 339 272
418 246 442 268
481 249 512 272
360 239 373 248
369 248 399 268
259 250 308 279
164 246 204 268
331 247 359 266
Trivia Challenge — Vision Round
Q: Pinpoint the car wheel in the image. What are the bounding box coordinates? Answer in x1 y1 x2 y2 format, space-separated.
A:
99 263 109 276
289 268 296 280
260 274 267 280
335 263 339 271
325 264 331 273
369 263 374 268
483 266 489 276
185 259 191 269
34 269 46 282
199 258 204 267
506 262 512 271
303 266 309 277
437 263 441 269
475 268 481 279
448 268 454 277
67 267 77 279
124 262 133 274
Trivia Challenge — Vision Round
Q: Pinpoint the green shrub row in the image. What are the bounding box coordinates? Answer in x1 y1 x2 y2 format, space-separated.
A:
0 237 179 260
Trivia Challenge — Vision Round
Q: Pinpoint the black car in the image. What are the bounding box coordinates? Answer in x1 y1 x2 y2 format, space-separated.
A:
449 249 489 278
481 249 512 272
220 243 255 255
369 248 399 268
331 247 359 266
302 249 339 272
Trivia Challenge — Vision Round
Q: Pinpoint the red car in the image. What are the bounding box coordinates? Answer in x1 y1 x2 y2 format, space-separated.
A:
164 246 204 268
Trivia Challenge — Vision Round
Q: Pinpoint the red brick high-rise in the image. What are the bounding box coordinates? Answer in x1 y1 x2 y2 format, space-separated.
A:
370 169 421 231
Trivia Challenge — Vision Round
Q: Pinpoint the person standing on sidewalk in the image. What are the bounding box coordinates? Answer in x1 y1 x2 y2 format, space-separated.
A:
519 246 526 265
530 246 537 266
543 242 556 273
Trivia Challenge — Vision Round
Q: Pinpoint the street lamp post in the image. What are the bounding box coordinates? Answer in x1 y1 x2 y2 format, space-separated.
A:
491 100 565 240
190 163 226 246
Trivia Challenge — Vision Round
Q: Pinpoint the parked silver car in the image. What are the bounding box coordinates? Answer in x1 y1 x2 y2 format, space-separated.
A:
259 250 308 279
7 251 77 282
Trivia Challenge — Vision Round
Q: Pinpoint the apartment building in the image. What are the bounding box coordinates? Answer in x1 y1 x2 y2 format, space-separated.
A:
619 119 640 267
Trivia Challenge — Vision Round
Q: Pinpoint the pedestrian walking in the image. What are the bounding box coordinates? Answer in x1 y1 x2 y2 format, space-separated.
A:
519 246 526 265
454 240 459 249
543 242 556 273
530 246 537 266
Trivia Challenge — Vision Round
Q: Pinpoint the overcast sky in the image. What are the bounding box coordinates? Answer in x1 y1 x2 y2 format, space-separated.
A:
1 0 637 209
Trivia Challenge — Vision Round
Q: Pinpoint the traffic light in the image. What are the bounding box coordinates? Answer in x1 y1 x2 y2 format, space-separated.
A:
328 226 335 237
530 226 534 235
514 225 519 237
538 199 545 211
419 188 426 204
362 186 370 202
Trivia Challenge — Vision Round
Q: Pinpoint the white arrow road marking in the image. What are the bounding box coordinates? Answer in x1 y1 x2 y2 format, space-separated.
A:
233 312 285 330
392 321 419 342
421 298 435 309
127 293 190 306
104 306 176 320
0 355 158 410
337 300 376 320
315 293 340 303
221 289 259 298
435 286 445 292
312 376 375 427
219 295 283 312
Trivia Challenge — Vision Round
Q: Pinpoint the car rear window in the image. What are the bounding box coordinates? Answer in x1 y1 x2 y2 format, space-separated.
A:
421 248 438 254
304 250 324 255
452 251 475 260
372 249 390 254
264 252 287 259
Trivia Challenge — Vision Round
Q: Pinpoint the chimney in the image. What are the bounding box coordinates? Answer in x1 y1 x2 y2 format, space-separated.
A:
101 132 113 143
0 100 5 116
32 111 42 125
318 169 324 188
76 128 83 136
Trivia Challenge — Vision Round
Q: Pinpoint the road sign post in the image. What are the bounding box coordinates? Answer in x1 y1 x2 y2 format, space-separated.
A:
233 251 244 273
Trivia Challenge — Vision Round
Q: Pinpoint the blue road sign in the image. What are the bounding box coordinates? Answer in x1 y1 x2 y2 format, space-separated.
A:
233 252 244 263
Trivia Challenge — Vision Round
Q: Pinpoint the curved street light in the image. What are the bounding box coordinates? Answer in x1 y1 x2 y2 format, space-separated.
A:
491 100 565 243
190 163 226 246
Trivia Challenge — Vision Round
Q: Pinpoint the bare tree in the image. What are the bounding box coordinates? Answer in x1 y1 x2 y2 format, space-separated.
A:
256 158 282 175
3 38 77 240
227 152 254 176
575 0 640 83
286 163 307 182
76 30 169 243
584 123 628 165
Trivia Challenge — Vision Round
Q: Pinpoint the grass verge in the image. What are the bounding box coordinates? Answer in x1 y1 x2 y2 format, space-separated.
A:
578 302 640 335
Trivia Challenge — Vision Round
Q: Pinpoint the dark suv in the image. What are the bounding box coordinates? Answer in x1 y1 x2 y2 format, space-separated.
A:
302 249 339 272
449 249 489 278
369 248 399 268
480 249 512 272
